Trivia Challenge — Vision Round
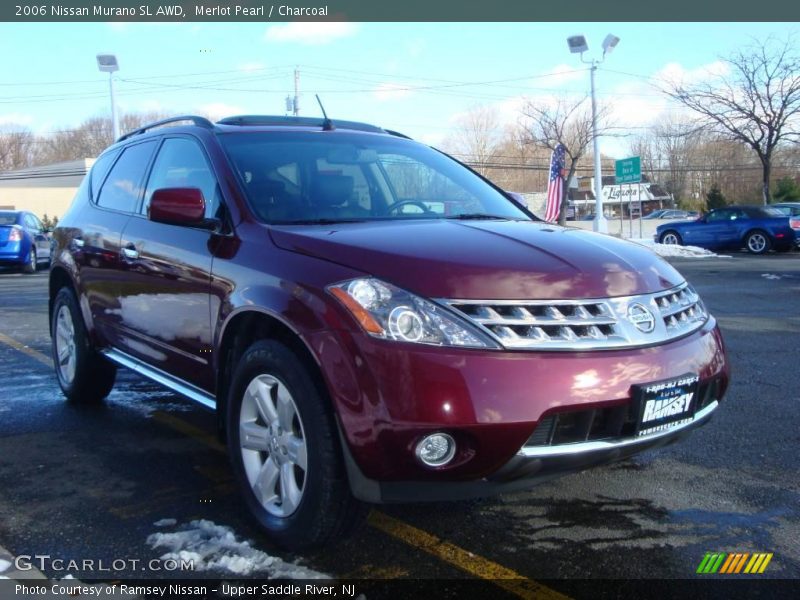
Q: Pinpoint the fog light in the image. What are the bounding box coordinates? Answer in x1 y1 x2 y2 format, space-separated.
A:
415 433 456 467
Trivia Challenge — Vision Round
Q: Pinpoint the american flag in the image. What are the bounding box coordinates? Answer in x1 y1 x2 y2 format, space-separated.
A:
545 144 566 223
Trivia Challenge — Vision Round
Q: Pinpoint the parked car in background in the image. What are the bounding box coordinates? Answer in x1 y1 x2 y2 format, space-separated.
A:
656 205 798 254
659 209 693 220
0 210 52 273
642 209 668 220
49 114 729 550
772 202 800 217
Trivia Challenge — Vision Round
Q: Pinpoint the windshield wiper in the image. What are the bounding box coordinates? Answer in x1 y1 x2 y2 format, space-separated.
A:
274 218 367 225
445 213 510 221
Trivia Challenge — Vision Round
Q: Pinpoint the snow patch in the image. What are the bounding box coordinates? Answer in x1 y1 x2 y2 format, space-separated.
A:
629 239 727 258
147 519 328 579
106 388 194 417
153 518 177 527
0 558 10 572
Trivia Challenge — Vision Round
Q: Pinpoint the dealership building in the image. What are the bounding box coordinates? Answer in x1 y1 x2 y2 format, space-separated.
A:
0 159 93 220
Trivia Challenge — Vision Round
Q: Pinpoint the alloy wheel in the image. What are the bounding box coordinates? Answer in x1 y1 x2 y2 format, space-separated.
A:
747 233 767 253
662 232 679 245
54 305 77 385
239 374 307 518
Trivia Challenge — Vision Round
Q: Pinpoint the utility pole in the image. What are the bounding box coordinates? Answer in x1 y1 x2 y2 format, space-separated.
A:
293 67 300 116
589 63 606 233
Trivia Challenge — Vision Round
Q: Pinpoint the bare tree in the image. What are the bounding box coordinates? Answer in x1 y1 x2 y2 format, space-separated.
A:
443 105 503 177
34 111 169 164
664 37 800 204
630 116 704 204
0 126 36 170
521 96 609 225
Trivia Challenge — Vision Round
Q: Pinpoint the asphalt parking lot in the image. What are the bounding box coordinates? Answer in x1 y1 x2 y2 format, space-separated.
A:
0 253 798 597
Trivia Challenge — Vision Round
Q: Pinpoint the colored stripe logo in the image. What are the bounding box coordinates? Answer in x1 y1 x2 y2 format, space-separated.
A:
696 552 773 574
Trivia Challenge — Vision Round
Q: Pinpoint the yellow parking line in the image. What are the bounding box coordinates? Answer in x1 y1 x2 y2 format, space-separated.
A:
0 331 51 367
151 411 227 454
0 330 570 600
367 511 570 600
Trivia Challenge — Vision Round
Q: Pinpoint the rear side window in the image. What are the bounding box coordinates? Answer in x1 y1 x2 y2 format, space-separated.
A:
96 141 157 213
143 138 220 218
89 149 120 201
24 214 42 232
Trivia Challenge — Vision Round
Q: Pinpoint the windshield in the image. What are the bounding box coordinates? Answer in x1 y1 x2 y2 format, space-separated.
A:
0 213 18 225
219 131 531 224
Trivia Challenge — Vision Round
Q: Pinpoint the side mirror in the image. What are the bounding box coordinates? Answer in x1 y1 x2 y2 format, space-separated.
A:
149 188 206 227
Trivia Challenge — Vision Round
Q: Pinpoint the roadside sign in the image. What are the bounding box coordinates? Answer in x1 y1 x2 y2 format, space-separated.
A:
615 157 641 184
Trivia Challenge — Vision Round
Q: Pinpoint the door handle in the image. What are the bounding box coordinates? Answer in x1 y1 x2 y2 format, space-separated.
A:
121 245 139 260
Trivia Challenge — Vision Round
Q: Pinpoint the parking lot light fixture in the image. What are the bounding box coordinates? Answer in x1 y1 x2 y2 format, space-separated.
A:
567 34 620 234
96 53 120 141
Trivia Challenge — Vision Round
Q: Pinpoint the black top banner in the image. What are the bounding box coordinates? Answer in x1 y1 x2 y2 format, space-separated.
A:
3 0 800 22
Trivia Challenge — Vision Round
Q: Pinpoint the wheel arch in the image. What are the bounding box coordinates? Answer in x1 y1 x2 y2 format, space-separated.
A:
660 229 682 242
215 308 330 437
48 266 76 330
742 227 771 242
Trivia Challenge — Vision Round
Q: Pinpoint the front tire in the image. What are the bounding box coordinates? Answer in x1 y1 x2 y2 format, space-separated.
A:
23 247 37 274
226 340 364 550
745 230 771 255
660 230 682 245
51 287 116 403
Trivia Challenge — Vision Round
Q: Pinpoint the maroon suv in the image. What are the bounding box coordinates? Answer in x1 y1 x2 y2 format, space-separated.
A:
49 115 729 549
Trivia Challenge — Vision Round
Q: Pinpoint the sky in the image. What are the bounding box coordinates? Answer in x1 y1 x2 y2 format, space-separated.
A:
0 21 797 158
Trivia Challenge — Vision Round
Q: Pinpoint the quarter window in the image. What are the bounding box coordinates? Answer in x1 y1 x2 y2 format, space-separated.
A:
90 149 120 201
96 142 157 213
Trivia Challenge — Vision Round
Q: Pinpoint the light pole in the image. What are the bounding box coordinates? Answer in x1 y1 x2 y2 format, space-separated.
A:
96 54 120 141
567 34 620 234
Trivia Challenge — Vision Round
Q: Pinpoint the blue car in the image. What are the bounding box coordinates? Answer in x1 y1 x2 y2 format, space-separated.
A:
0 211 52 273
656 205 798 255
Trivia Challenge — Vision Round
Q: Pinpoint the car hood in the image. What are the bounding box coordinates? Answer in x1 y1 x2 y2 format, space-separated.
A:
270 220 684 300
657 219 698 229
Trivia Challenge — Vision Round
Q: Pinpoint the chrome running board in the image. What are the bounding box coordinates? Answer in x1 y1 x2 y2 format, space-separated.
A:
102 348 217 410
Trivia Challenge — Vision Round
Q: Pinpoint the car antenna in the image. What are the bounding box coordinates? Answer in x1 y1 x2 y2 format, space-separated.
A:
315 94 335 131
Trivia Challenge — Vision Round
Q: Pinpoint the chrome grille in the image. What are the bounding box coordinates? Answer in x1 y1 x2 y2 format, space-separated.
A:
654 286 706 334
442 282 708 351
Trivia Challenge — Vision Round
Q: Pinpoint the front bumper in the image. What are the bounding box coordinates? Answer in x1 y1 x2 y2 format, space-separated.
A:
343 401 719 503
310 316 728 492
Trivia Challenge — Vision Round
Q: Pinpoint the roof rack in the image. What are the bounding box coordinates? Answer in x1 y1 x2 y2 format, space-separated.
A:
117 115 214 142
217 115 385 134
384 129 412 140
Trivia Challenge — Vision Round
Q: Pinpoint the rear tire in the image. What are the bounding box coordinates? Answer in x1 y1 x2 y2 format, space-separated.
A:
23 247 37 274
659 231 682 245
51 287 116 403
745 230 771 255
226 339 364 551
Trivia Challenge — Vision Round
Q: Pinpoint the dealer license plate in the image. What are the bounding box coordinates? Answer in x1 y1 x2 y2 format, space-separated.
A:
633 374 699 437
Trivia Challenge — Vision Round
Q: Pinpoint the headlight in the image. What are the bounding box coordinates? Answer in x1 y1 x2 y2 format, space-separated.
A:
328 278 497 348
